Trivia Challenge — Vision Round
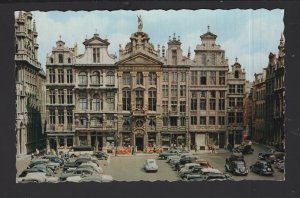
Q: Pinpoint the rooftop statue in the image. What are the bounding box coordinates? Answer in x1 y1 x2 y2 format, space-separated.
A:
137 15 143 32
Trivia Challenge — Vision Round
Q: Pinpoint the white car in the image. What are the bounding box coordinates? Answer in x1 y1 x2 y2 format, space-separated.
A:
16 172 59 183
78 162 104 174
66 174 113 183
179 163 201 178
144 159 158 172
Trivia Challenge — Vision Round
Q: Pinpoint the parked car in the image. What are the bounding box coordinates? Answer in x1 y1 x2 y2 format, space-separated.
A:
226 153 244 163
41 155 64 166
179 155 198 165
93 151 109 160
275 160 285 172
19 166 53 177
232 145 254 154
194 160 213 169
144 159 158 172
250 161 274 176
179 163 201 178
258 151 285 163
205 173 233 181
166 155 180 163
225 160 248 176
63 157 100 171
180 166 203 179
78 162 104 174
68 146 94 158
65 174 113 183
59 167 97 181
28 159 60 172
17 172 59 183
159 150 180 160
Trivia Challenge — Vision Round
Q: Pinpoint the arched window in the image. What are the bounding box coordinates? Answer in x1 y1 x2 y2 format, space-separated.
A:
235 71 239 78
136 72 143 85
58 54 64 63
106 71 115 85
91 71 100 85
79 72 87 85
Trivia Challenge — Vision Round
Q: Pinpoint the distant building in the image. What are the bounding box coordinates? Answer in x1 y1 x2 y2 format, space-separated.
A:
15 11 46 156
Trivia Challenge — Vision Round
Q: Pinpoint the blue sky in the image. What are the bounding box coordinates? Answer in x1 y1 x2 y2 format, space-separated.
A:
28 9 284 81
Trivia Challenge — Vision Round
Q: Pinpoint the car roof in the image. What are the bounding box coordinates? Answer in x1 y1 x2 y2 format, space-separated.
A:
201 168 222 174
185 163 200 167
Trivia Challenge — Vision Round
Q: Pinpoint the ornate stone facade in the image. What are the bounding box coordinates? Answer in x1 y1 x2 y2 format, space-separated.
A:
15 11 46 156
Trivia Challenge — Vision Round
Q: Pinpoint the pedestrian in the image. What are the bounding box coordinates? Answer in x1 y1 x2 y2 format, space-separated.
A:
35 148 39 157
131 146 134 155
248 140 252 146
194 144 197 153
212 144 216 153
31 153 34 160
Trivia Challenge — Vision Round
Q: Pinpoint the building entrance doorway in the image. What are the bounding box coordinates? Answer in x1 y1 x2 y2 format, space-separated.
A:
219 133 225 149
135 137 144 151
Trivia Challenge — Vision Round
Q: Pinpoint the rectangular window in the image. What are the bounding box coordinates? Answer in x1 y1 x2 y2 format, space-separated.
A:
200 91 206 98
163 117 168 126
67 69 73 83
191 116 197 125
170 117 177 126
58 69 64 83
228 112 235 124
136 72 143 85
237 98 243 108
58 110 64 124
180 101 186 113
219 99 225 110
172 49 177 65
172 72 177 82
49 110 55 124
219 91 225 98
237 85 244 93
191 71 197 85
210 71 216 85
171 85 177 97
107 92 115 111
200 99 206 110
49 69 55 83
236 112 243 123
149 72 157 85
210 90 216 98
181 72 186 82
229 98 235 108
209 99 216 110
93 48 100 63
219 71 225 85
79 97 87 110
180 85 186 97
180 117 186 126
58 90 64 104
67 90 72 104
200 71 207 85
122 90 131 111
67 111 73 124
136 90 144 110
191 98 197 111
209 116 215 125
163 72 168 82
219 116 225 125
122 72 131 85
162 85 168 97
229 85 235 93
49 90 55 104
200 116 206 125
106 114 114 126
148 90 157 111
171 101 177 112
162 101 168 113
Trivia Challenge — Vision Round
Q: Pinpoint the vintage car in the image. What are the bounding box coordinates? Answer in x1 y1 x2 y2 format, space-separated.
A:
65 174 113 183
232 145 254 154
41 155 65 166
225 160 248 176
178 163 202 178
258 150 285 163
144 159 158 172
250 160 274 176
17 172 59 183
59 167 98 181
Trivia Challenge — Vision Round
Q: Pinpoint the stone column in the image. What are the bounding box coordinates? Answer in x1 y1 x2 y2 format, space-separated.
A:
16 128 20 156
73 136 76 147
87 132 91 146
55 69 58 84
64 137 67 149
130 72 137 109
117 72 123 112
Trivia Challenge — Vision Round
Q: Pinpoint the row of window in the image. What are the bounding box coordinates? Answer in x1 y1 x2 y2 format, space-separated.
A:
190 116 225 125
49 54 72 64
190 71 226 85
229 84 244 93
122 72 157 86
49 90 73 104
49 110 73 124
122 90 157 111
162 72 186 82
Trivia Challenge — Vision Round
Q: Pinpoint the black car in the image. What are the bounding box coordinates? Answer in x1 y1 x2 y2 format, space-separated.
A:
225 160 248 176
258 150 285 163
93 151 109 160
232 145 254 154
226 153 244 164
250 161 274 176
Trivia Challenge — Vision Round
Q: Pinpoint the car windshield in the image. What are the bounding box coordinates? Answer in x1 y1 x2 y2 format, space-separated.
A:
148 160 155 164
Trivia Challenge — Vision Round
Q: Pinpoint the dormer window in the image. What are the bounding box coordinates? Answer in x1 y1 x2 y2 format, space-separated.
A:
93 48 100 63
58 54 63 63
235 71 239 78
